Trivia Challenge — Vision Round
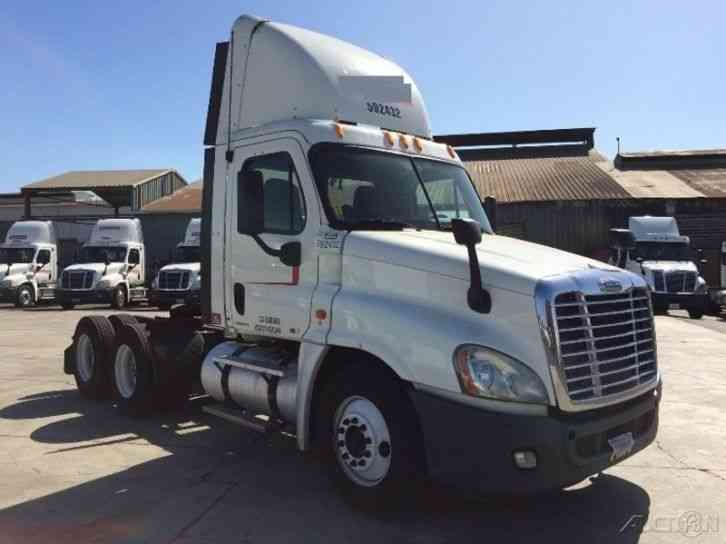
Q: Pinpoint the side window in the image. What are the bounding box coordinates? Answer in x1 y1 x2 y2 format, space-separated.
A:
618 250 627 268
238 152 306 235
36 250 51 265
128 249 140 265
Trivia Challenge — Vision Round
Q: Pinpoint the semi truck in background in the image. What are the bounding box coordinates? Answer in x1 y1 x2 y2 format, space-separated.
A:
149 218 201 310
57 218 146 310
0 221 58 307
609 216 711 318
63 15 661 508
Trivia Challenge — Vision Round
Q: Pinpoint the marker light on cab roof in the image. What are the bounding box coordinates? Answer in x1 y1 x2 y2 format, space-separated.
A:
334 123 345 138
384 131 395 146
447 145 457 159
399 134 409 150
414 137 424 152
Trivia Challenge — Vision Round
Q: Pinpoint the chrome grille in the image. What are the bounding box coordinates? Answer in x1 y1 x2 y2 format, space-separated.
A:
62 271 93 290
664 270 696 293
553 287 657 403
158 270 189 290
653 270 665 292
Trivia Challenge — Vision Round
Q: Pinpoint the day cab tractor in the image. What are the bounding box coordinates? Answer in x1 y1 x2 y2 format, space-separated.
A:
63 14 661 508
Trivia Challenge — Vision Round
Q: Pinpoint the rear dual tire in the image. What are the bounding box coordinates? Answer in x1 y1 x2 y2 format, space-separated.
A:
72 316 116 400
112 323 155 417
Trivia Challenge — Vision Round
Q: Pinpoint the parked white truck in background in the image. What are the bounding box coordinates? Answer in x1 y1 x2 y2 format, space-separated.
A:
149 218 201 310
64 15 661 508
0 221 58 307
609 216 708 318
57 218 146 310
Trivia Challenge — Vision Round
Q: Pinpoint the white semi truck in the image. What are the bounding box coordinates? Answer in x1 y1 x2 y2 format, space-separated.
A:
149 218 201 310
63 15 660 507
57 218 146 310
0 220 58 307
609 216 708 318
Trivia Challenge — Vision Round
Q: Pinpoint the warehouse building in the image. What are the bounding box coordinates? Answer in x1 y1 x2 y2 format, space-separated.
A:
0 169 191 272
436 129 726 286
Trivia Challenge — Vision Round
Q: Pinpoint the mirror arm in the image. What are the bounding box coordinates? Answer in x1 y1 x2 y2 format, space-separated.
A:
251 234 281 258
464 245 491 314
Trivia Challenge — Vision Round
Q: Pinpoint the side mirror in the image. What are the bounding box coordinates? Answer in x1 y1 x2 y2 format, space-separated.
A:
104 253 111 266
451 218 491 314
635 257 644 263
238 170 264 235
280 241 301 267
35 264 43 272
452 217 482 246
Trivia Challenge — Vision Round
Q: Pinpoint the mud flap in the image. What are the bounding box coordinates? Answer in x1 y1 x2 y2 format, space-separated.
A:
63 344 74 375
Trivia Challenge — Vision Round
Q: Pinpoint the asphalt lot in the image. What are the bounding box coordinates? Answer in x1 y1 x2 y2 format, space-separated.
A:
0 304 724 544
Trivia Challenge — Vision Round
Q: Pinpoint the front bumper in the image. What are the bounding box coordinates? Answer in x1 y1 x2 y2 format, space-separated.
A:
56 288 112 305
0 287 17 301
149 289 199 307
651 292 707 309
410 384 660 496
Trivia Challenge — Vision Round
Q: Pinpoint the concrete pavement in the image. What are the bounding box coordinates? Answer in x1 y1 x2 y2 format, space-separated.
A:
0 306 724 543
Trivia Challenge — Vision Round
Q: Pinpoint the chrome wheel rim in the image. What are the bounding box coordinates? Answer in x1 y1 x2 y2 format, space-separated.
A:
114 344 137 399
334 396 392 487
116 289 125 307
75 334 95 383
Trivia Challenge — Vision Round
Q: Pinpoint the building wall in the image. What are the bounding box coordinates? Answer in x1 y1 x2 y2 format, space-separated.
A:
496 198 726 286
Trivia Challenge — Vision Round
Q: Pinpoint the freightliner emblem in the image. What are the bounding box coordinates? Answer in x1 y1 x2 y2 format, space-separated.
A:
599 279 623 294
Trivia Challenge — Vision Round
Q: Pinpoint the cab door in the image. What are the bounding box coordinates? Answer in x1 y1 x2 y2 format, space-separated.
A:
224 138 320 339
34 249 52 286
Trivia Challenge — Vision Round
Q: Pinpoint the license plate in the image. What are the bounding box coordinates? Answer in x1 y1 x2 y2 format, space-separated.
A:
669 303 680 310
608 432 635 462
176 299 185 305
71 298 81 304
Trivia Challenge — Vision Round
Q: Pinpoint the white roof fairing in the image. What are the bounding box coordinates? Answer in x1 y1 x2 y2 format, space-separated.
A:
215 15 432 144
3 221 57 246
88 218 143 245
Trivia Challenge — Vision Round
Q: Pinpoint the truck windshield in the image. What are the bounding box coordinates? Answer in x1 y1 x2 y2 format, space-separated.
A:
0 248 35 264
310 145 492 232
79 246 127 263
173 245 200 263
635 242 692 261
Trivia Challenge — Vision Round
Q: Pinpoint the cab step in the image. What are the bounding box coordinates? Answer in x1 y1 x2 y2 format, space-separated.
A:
202 403 280 433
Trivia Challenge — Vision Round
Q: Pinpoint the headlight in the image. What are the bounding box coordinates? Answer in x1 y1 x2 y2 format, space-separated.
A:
191 275 201 288
453 345 548 403
151 277 158 289
97 279 111 289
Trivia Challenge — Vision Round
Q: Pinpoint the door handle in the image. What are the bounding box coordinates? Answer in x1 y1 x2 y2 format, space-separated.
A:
234 283 245 315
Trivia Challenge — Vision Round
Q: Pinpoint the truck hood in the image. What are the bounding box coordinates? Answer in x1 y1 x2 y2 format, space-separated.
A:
0 263 31 279
343 230 620 296
64 262 126 276
159 262 200 273
641 261 698 273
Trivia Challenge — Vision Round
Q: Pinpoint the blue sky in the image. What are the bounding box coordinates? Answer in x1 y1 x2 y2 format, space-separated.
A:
1 1 724 192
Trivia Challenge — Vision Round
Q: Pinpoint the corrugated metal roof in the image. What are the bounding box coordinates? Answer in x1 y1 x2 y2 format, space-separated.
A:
596 161 705 199
668 168 726 197
142 180 202 212
459 147 630 203
23 169 173 191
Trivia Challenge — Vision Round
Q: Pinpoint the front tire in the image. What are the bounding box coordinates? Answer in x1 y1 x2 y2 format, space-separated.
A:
111 285 127 310
14 285 34 308
688 307 704 319
316 361 426 510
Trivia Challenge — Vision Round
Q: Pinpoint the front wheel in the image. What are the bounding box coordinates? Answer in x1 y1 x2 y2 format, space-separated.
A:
14 285 34 308
316 361 426 510
111 285 127 309
688 307 704 319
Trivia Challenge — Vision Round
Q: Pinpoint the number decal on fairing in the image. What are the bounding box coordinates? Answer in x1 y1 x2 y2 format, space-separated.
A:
366 102 401 118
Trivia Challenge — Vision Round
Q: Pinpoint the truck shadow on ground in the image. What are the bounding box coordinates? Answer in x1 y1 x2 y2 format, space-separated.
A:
0 390 651 544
